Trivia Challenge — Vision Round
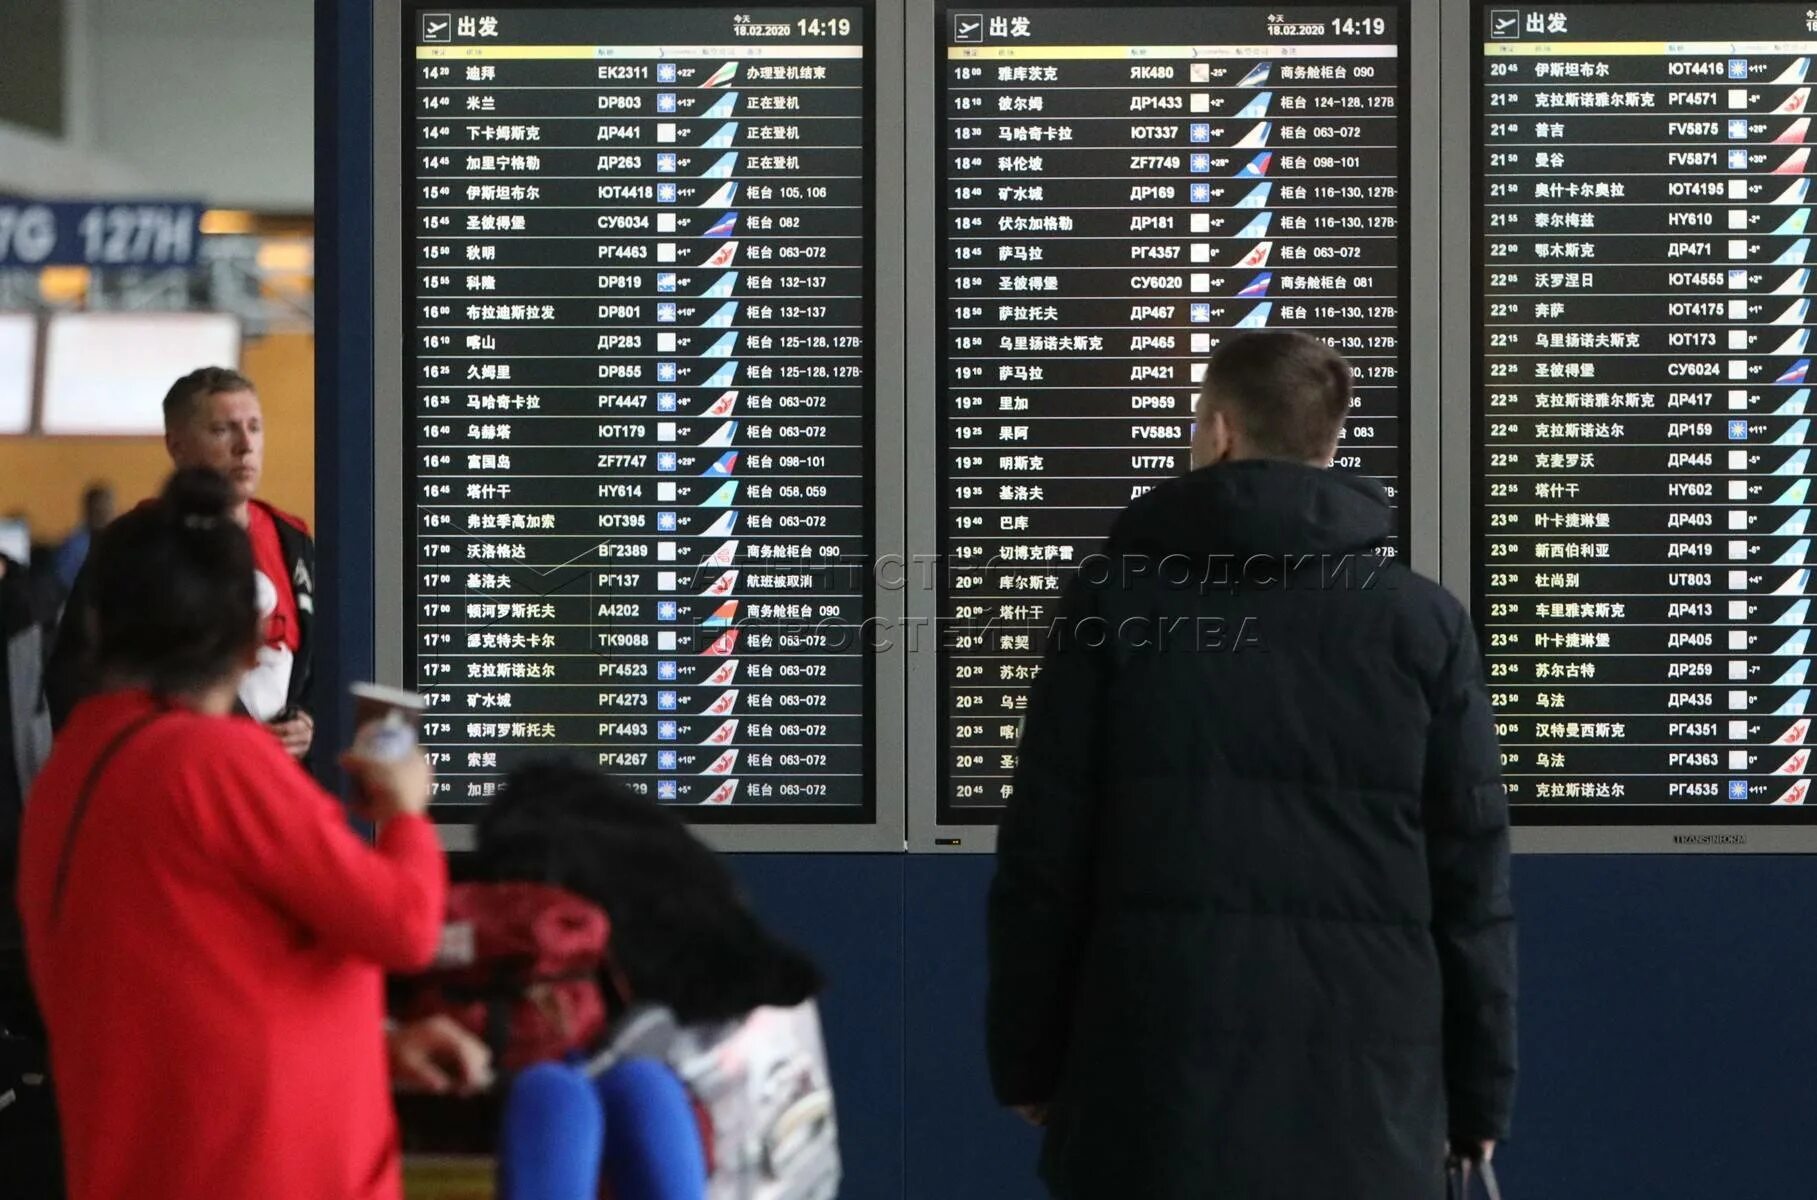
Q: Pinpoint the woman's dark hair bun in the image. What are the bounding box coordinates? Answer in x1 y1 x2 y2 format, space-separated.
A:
160 466 238 525
85 465 260 696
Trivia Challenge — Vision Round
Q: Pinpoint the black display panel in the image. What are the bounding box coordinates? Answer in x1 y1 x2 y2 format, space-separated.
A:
1476 2 1817 818
933 2 1411 823
404 3 876 822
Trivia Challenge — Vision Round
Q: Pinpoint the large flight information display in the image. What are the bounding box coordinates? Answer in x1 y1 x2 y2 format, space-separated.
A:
934 3 1409 821
1477 2 1817 815
404 5 875 820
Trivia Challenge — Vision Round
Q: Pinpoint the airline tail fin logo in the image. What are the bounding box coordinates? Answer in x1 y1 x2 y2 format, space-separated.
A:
1774 778 1811 805
1235 212 1273 239
1234 121 1273 149
701 93 738 119
1235 302 1273 329
702 332 739 357
1774 449 1810 476
1775 567 1813 595
1779 719 1812 745
700 511 738 537
701 62 737 88
700 481 738 508
1773 537 1813 567
702 302 739 328
705 660 739 686
703 689 739 716
703 271 739 299
1775 207 1811 235
1777 57 1812 85
698 182 738 208
702 420 739 448
703 451 739 476
1775 687 1812 715
704 211 739 238
1236 151 1273 177
704 539 738 568
1776 418 1812 445
702 240 740 268
1237 272 1273 298
1775 299 1810 325
1777 178 1813 204
706 390 738 417
702 152 739 179
703 362 739 387
1779 86 1813 114
1235 182 1272 209
1236 241 1273 268
701 719 739 746
701 570 739 597
1777 329 1812 356
702 600 739 628
1778 480 1812 505
1777 358 1811 384
701 629 740 657
1778 117 1813 145
700 779 740 805
1775 148 1811 175
1774 267 1812 294
701 122 739 150
1776 659 1812 686
1773 237 1811 265
1235 92 1273 119
1774 509 1810 537
1237 63 1271 88
1778 629 1811 655
1777 749 1812 775
1778 390 1812 417
701 749 739 776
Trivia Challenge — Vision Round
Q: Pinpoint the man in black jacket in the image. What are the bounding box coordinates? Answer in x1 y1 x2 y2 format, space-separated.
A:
986 331 1515 1200
44 368 318 762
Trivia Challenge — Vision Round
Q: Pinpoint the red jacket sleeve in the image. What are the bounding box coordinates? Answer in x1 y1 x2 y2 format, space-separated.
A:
185 725 447 971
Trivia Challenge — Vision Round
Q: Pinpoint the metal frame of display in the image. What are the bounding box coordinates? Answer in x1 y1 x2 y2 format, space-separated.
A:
908 0 1439 852
371 0 909 853
1444 0 1817 852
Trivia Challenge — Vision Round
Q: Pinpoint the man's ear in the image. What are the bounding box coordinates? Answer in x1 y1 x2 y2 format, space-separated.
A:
1203 409 1236 466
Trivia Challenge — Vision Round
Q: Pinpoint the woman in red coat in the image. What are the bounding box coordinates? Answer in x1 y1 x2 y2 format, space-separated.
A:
17 468 447 1200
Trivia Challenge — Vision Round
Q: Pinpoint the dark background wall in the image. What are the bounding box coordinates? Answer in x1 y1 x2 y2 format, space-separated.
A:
320 4 1817 1194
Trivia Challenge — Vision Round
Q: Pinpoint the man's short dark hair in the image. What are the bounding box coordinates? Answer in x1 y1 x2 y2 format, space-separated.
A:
162 366 256 431
1199 331 1352 462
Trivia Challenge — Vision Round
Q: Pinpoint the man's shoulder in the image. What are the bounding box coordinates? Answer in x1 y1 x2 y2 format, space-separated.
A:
250 499 313 542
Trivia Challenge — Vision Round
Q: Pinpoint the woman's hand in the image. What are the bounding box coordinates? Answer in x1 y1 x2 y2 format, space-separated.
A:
389 1016 493 1095
340 745 432 822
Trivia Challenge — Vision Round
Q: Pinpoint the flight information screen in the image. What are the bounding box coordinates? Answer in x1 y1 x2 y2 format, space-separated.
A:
934 3 1409 822
404 5 875 821
1477 2 1817 816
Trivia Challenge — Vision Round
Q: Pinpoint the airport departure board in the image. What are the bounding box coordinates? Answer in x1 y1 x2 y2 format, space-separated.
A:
934 3 1409 821
1477 2 1817 814
404 5 876 820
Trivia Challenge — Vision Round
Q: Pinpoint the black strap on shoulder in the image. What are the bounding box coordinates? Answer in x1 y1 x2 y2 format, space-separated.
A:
49 706 169 925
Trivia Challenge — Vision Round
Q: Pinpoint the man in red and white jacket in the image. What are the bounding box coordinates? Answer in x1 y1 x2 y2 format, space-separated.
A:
45 367 319 762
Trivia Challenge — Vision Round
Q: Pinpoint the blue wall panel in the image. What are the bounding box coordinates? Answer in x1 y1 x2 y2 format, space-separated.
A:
1498 855 1817 1198
887 854 1817 1200
904 857 1042 1200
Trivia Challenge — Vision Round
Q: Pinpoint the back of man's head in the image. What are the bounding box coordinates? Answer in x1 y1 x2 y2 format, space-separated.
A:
1195 331 1352 464
162 366 255 432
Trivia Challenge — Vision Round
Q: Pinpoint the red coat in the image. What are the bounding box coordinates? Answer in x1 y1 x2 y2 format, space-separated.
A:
18 690 446 1200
